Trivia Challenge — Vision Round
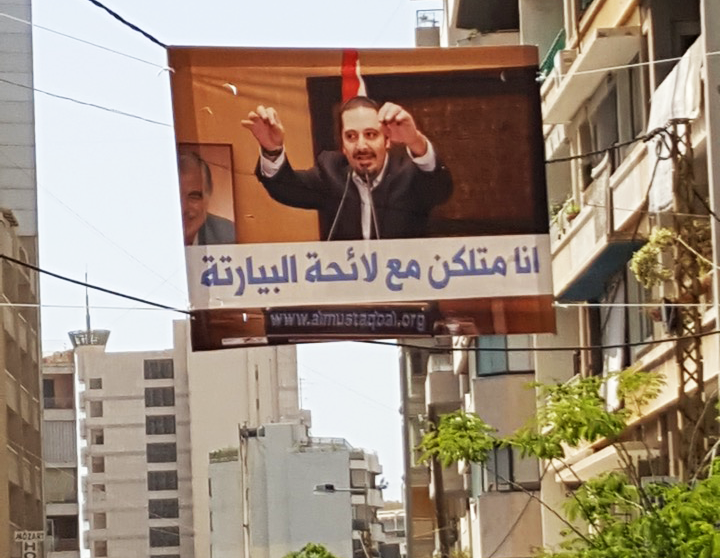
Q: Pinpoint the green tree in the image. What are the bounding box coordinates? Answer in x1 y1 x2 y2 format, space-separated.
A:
282 542 344 558
418 369 720 558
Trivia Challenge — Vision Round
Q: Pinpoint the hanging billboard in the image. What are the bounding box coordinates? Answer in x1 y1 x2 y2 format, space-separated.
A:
168 46 554 350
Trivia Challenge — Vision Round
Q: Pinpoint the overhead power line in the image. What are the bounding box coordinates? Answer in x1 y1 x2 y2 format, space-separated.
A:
360 329 720 353
0 11 167 70
0 253 188 314
0 76 171 127
84 0 167 48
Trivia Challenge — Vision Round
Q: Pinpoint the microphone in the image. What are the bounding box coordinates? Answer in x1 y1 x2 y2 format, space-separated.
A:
326 169 352 241
364 171 381 240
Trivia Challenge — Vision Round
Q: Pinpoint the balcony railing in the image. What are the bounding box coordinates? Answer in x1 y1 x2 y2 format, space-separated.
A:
44 396 74 410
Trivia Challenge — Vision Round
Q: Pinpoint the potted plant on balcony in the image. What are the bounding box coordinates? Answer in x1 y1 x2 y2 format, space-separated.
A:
562 197 581 222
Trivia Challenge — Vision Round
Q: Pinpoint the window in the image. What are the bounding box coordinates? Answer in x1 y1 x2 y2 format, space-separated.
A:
145 387 175 407
149 526 180 547
90 429 104 445
91 483 105 494
91 457 105 473
146 415 176 435
147 443 177 463
89 401 103 417
94 540 108 557
88 378 102 389
144 359 174 380
626 266 653 359
149 498 179 519
94 512 107 529
475 446 540 493
151 556 180 558
148 470 178 491
474 335 533 376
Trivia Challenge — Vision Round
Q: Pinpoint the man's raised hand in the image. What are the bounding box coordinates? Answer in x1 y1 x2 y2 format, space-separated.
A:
378 102 428 157
241 105 285 152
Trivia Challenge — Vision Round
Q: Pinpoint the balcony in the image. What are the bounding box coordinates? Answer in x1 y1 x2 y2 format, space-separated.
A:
425 369 461 413
555 441 659 484
543 26 642 124
551 157 644 301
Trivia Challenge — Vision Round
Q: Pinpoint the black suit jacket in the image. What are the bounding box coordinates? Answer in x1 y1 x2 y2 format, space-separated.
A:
255 149 453 240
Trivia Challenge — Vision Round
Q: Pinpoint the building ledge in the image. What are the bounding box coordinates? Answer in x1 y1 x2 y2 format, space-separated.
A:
543 26 641 124
555 441 659 484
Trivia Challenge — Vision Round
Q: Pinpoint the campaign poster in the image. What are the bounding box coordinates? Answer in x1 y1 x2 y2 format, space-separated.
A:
168 46 555 350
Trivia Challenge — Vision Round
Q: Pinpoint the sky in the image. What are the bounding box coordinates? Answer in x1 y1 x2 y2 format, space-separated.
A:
31 0 441 502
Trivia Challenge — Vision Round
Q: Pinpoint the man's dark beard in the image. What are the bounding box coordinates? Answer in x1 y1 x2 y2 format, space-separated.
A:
351 149 380 181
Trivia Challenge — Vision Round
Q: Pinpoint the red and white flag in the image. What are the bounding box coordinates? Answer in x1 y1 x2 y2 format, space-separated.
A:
341 49 367 101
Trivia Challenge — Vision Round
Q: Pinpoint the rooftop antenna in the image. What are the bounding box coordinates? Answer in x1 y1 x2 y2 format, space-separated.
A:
67 270 110 348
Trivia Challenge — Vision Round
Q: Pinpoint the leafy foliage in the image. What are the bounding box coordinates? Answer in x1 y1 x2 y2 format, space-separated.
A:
416 369 720 557
418 410 496 468
630 227 675 289
283 543 344 558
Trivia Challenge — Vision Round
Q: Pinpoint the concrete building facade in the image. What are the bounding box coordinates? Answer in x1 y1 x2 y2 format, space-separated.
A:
403 0 720 557
209 422 385 558
43 350 80 558
0 0 43 556
75 320 301 558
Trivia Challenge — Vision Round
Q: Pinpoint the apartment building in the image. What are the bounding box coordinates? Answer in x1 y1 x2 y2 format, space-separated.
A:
43 350 80 558
208 421 385 558
0 0 43 556
1 211 42 558
403 0 720 557
76 320 300 558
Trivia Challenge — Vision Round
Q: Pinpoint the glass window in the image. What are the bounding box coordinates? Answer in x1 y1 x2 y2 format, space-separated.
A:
474 335 533 376
149 526 180 547
94 513 107 529
147 443 177 463
145 387 175 407
149 498 179 519
476 336 508 375
148 471 178 491
144 359 174 380
88 378 102 389
146 415 176 435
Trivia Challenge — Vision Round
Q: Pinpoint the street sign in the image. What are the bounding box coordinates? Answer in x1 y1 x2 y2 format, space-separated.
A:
13 532 44 558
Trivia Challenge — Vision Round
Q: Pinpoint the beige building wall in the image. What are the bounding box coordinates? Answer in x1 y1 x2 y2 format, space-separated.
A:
0 218 41 558
0 0 41 556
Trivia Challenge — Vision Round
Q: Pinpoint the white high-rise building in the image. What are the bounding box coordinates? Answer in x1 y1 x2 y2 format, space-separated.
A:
209 421 385 558
76 320 300 558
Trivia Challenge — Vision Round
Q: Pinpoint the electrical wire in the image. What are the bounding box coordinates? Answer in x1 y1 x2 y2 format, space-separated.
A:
545 125 671 165
84 0 167 49
0 75 171 127
0 11 168 70
358 328 720 353
0 253 189 314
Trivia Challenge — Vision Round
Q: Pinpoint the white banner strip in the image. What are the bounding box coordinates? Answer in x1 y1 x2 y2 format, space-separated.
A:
186 235 553 310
